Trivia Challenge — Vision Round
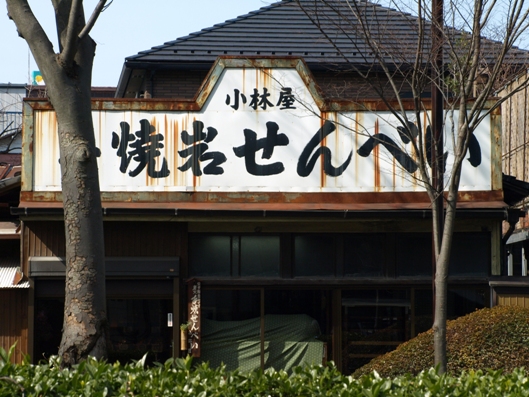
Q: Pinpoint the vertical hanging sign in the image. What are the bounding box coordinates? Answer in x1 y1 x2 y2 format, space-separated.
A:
187 279 201 357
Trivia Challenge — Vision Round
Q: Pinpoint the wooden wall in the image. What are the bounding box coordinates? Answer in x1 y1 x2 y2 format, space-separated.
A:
23 220 187 274
0 289 28 363
497 294 529 308
20 220 187 362
103 221 185 257
502 76 529 184
151 70 209 99
141 66 413 102
501 76 529 231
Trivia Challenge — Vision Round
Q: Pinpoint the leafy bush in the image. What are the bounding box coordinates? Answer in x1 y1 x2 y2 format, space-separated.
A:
2 343 529 396
354 305 529 378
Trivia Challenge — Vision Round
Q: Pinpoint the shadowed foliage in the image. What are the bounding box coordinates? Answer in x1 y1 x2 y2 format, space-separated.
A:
354 305 529 378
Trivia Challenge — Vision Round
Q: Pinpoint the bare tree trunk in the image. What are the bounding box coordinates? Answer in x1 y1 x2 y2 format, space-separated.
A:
433 231 448 373
433 192 457 373
54 83 106 366
431 0 446 372
6 0 107 366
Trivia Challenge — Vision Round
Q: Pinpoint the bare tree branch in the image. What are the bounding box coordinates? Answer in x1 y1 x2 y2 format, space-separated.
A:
59 0 83 67
78 0 108 41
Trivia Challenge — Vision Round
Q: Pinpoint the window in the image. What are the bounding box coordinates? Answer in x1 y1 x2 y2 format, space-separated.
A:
344 234 386 277
241 236 280 276
189 234 280 277
189 235 231 276
189 231 491 279
396 233 432 277
294 235 335 277
449 233 490 276
107 299 173 364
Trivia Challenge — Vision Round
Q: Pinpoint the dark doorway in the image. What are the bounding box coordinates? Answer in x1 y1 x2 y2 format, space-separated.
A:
107 299 173 364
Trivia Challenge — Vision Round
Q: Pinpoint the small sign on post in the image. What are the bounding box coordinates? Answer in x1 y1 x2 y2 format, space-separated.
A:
187 279 201 357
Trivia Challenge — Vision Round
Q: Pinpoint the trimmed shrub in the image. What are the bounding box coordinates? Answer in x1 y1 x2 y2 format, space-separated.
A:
2 344 529 396
2 350 529 396
353 305 529 377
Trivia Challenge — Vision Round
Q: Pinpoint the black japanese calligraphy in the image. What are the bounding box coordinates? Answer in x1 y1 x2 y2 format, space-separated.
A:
249 87 274 110
358 134 418 173
426 124 483 170
276 87 296 109
467 132 481 167
357 121 418 174
225 89 247 110
178 120 227 176
297 120 352 177
425 125 448 173
225 87 296 111
111 119 170 178
233 121 289 176
396 121 419 144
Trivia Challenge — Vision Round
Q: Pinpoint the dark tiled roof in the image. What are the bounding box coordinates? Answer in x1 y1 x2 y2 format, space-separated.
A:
126 0 408 67
124 0 529 69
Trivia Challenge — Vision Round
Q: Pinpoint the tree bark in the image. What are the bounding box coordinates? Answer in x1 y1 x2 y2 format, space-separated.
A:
54 83 107 366
6 0 107 365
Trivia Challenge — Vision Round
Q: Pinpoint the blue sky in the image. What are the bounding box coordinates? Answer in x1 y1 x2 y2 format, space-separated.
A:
0 0 269 86
3 1 524 87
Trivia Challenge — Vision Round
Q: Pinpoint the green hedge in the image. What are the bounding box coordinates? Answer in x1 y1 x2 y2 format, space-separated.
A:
2 345 529 396
354 305 529 378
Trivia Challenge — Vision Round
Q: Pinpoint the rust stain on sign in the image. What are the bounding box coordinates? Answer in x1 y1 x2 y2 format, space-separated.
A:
374 119 380 191
19 190 506 212
320 113 328 188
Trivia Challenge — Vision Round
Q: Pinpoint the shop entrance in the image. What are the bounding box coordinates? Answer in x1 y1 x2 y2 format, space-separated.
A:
33 278 175 364
34 298 173 364
107 299 173 364
197 288 331 372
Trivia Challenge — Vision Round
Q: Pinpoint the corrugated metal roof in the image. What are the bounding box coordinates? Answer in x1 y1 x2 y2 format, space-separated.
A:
0 262 29 289
124 0 529 68
0 221 19 236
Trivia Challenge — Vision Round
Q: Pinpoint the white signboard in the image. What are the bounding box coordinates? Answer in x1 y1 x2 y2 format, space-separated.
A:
33 67 492 193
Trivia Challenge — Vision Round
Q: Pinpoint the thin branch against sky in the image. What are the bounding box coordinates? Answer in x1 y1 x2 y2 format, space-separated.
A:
0 0 269 86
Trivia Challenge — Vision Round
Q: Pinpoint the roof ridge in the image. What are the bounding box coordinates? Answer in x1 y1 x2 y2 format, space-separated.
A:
123 0 529 67
128 0 290 60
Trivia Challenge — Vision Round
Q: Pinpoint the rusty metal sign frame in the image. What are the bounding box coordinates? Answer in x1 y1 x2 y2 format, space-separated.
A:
20 57 504 212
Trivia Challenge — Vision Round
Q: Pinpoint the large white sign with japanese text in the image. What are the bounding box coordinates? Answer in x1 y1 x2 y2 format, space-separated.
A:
33 67 492 193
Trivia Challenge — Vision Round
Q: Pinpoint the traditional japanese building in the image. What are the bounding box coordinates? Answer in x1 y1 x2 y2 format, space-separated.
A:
9 0 529 373
498 75 529 307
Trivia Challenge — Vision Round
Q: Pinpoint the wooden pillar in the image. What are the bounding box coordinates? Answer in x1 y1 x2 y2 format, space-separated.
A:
522 246 527 276
332 289 342 371
173 278 180 356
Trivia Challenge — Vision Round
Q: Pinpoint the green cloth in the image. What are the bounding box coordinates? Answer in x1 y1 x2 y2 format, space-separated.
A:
199 314 324 372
